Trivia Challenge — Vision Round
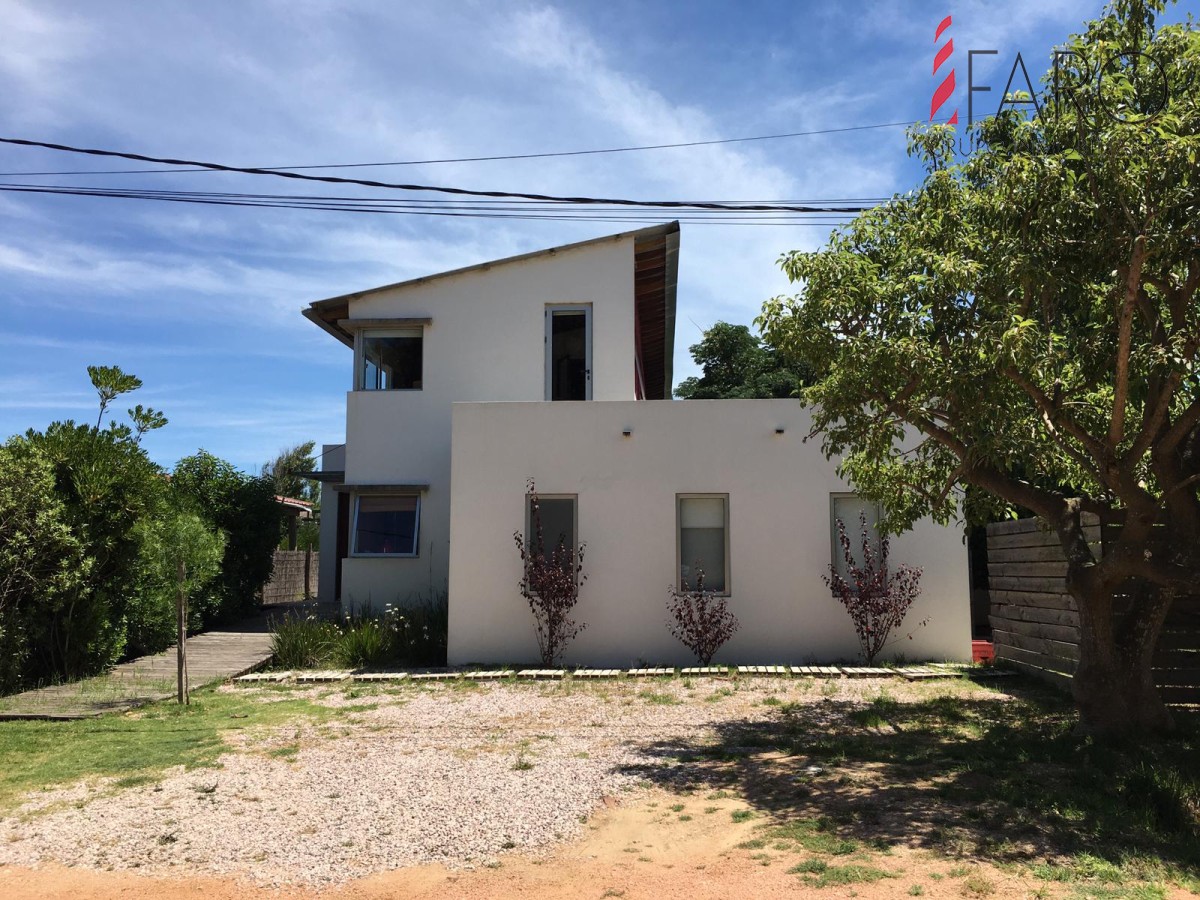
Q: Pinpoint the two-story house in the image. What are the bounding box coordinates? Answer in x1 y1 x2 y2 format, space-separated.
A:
305 222 971 666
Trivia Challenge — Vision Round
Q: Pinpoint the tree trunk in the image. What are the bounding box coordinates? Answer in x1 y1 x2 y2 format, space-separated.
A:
1070 580 1174 736
176 559 189 706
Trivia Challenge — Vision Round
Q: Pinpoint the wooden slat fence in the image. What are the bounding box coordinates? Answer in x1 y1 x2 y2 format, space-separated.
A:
986 516 1200 706
261 549 318 605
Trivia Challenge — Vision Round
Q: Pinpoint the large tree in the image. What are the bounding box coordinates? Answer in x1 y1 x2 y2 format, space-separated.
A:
262 441 319 503
759 1 1199 736
674 321 812 399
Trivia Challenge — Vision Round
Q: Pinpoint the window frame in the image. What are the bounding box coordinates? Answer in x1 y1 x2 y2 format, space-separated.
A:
350 492 421 558
828 492 883 583
676 493 731 596
354 325 424 392
544 304 593 401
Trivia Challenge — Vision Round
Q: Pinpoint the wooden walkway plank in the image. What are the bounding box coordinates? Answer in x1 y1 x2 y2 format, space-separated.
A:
0 617 275 720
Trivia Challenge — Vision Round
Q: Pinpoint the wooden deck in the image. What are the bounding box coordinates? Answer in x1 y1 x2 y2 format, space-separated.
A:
0 616 274 720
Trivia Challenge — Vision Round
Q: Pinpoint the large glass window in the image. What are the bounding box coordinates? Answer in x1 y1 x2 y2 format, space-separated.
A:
829 493 883 579
360 330 422 390
353 495 420 556
678 495 728 593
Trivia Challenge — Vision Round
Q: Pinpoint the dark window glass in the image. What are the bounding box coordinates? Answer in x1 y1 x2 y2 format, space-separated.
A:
550 311 587 401
362 333 422 390
354 495 419 555
527 497 576 567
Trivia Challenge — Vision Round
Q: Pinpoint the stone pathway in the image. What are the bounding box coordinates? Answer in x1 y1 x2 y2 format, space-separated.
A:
0 615 274 720
233 661 1010 687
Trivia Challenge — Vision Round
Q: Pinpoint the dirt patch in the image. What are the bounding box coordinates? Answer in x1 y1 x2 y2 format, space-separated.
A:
3 790 1196 899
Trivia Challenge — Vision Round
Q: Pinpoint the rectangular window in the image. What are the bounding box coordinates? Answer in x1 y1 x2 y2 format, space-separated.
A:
545 306 591 401
678 494 729 593
359 329 423 390
352 494 420 556
829 493 883 580
526 495 577 564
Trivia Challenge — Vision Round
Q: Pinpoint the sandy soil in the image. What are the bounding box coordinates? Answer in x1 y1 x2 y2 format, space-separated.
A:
4 791 1196 899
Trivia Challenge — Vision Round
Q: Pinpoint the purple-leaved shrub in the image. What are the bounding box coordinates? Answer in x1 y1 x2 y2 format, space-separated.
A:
825 511 925 664
514 479 586 666
667 567 739 665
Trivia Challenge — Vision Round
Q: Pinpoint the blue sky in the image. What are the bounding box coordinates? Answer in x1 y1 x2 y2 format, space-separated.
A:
0 0 1180 474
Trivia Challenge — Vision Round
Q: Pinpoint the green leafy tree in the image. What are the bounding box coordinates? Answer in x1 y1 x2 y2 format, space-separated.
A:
173 451 279 623
262 441 319 503
759 1 1199 736
262 441 320 550
127 508 227 659
674 321 813 399
87 365 141 430
0 442 90 693
134 511 226 703
21 420 169 680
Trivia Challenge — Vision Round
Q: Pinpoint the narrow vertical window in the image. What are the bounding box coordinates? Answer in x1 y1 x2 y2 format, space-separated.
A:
829 493 883 579
526 495 577 566
678 495 729 593
545 306 591 400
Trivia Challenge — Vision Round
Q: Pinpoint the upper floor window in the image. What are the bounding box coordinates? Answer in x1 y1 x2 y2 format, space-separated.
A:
358 328 422 391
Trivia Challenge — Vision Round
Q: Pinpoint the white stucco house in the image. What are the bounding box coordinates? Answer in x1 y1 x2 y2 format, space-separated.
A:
305 222 971 666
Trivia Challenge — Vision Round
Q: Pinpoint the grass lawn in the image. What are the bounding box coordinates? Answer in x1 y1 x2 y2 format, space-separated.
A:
0 688 331 812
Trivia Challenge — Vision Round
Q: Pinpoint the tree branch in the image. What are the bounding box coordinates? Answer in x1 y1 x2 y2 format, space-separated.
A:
1110 234 1147 449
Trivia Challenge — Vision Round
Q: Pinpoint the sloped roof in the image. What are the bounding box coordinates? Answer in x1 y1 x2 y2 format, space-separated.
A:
301 222 679 398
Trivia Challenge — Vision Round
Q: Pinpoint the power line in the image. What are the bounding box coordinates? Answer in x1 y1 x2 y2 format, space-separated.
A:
0 182 888 208
0 183 862 225
0 118 945 178
0 137 875 213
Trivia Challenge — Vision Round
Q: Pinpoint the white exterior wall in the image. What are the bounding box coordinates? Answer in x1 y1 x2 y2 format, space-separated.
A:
448 400 971 666
340 236 638 609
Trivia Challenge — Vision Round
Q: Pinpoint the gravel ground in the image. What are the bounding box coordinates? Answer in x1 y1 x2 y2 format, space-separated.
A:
0 676 989 886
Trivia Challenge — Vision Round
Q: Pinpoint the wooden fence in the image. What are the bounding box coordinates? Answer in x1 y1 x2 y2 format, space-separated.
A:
986 516 1200 706
261 549 318 605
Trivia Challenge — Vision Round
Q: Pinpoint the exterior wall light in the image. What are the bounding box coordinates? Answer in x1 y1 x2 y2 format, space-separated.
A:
622 428 633 437
775 427 786 435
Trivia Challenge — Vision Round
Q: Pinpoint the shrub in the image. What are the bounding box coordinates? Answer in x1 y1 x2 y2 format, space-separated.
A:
667 567 739 665
270 592 449 671
825 511 924 664
21 419 169 681
514 480 586 666
0 441 90 694
270 615 339 669
388 593 448 666
335 615 392 668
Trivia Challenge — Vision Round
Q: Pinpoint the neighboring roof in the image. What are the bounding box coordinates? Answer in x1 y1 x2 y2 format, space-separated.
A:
274 495 313 518
301 222 680 398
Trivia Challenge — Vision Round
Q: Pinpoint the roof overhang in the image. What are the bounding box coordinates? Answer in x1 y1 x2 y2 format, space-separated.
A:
301 221 681 365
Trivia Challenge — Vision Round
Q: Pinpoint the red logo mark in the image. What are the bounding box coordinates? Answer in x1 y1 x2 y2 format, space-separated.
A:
931 15 958 124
